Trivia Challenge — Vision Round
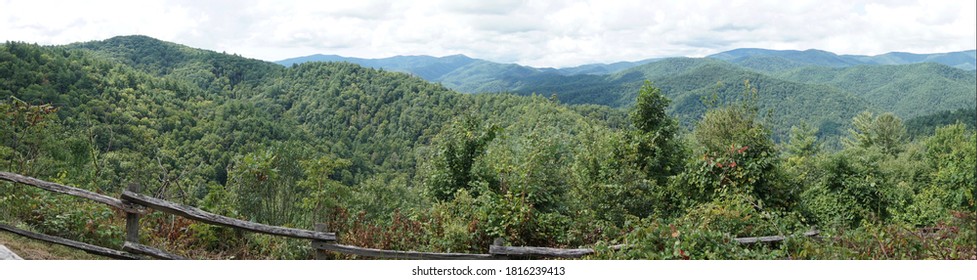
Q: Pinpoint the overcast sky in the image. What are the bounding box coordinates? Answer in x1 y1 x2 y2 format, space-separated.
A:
1 0 974 68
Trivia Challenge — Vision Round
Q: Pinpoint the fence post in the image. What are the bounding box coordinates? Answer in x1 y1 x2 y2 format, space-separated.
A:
125 183 141 244
490 237 505 258
313 223 333 260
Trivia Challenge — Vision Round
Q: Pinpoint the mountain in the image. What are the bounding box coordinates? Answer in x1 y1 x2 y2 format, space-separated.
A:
278 48 976 98
276 54 659 77
710 48 977 72
275 46 975 142
275 54 662 94
277 54 556 93
547 58 663 75
277 54 479 81
708 48 863 69
847 50 977 70
774 63 977 119
512 58 874 139
506 55 974 141
67 35 283 92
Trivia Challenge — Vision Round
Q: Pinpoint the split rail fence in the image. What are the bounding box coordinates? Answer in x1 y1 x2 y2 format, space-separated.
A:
0 171 818 260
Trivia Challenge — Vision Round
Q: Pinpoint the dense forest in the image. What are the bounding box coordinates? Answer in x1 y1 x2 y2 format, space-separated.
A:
1 36 974 259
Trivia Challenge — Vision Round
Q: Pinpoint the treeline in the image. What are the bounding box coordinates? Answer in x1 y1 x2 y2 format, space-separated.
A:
1 37 974 259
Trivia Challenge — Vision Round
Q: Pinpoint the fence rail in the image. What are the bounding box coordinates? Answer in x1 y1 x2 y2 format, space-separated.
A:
313 242 498 260
123 241 186 260
489 241 628 258
735 230 820 244
1 171 820 260
0 223 141 260
0 171 143 214
121 190 336 242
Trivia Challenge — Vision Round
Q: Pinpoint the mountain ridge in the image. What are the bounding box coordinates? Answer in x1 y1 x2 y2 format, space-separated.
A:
268 41 975 141
275 47 976 99
277 48 977 76
709 48 977 71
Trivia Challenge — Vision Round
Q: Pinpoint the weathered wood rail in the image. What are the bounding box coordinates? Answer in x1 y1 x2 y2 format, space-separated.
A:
313 243 498 260
0 223 141 259
123 241 186 260
489 240 629 259
734 230 820 244
0 171 820 260
0 171 143 214
121 191 335 242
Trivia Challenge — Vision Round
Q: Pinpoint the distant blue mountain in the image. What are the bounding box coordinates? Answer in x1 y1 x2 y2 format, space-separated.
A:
847 50 977 70
547 58 664 75
276 54 653 76
708 48 977 71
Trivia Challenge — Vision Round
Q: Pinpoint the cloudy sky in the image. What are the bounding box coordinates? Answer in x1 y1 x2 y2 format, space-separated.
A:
1 0 974 67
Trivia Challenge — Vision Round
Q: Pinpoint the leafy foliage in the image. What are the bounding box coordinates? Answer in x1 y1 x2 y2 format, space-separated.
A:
675 81 793 210
424 116 500 201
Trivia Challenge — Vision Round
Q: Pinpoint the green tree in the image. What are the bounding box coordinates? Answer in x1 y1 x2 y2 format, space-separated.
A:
0 97 60 175
785 123 820 159
679 80 792 209
299 155 352 226
630 81 684 184
844 111 906 156
800 149 891 228
425 115 501 201
226 144 313 226
227 149 281 223
924 123 976 212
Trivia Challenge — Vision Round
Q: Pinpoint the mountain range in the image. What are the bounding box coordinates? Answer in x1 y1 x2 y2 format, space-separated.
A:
277 48 976 77
277 48 975 141
707 48 977 72
276 48 976 93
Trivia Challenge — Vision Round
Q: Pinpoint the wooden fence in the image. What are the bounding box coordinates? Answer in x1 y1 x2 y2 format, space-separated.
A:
0 171 819 260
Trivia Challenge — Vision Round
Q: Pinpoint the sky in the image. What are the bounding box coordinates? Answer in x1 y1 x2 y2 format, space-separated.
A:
1 0 975 68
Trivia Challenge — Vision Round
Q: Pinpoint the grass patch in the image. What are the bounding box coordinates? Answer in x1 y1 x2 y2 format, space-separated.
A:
0 231 109 260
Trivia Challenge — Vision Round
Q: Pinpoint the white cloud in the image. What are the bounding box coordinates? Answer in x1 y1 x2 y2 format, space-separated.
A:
1 0 203 45
1 0 973 67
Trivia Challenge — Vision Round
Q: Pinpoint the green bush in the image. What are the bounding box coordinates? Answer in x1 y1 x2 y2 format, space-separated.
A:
800 149 892 228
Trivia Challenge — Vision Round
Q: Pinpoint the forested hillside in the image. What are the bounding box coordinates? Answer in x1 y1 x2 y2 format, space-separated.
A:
512 58 875 141
280 48 976 91
1 37 974 260
275 54 658 88
775 63 977 119
513 59 975 144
